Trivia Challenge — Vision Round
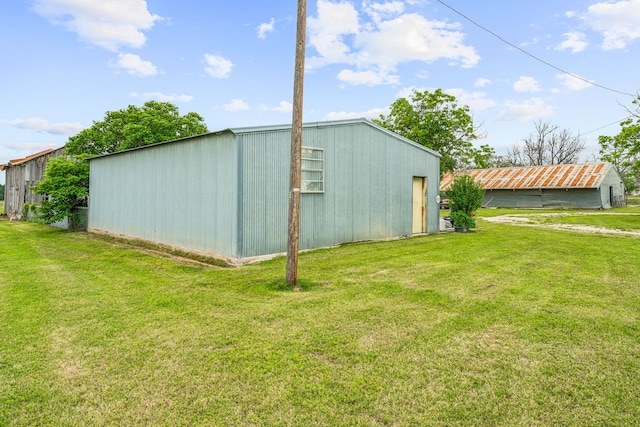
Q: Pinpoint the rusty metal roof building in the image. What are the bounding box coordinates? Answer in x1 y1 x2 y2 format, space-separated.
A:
440 163 625 209
441 163 615 191
2 147 65 219
0 149 55 171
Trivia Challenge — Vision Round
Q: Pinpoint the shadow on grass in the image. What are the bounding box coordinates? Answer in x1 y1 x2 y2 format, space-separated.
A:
254 279 326 293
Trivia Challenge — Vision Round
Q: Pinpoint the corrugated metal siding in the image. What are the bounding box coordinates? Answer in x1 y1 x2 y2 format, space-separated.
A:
599 166 626 208
89 133 239 258
237 130 290 258
237 121 440 258
483 189 603 208
88 119 440 261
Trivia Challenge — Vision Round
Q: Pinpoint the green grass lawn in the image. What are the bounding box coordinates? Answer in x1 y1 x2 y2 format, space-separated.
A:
1 215 640 425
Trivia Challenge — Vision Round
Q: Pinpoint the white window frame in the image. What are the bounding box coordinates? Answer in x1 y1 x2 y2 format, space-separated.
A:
301 146 324 193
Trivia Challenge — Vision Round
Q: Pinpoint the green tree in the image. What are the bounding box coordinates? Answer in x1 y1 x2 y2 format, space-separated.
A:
0 183 4 201
374 89 483 174
65 101 209 156
35 101 208 223
33 156 90 224
599 119 640 192
446 174 485 229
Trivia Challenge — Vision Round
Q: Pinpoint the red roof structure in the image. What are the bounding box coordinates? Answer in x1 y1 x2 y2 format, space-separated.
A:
440 163 613 191
0 149 55 171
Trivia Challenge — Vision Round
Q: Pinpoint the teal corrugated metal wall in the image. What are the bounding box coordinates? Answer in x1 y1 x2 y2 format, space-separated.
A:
89 120 440 261
89 133 239 257
238 121 440 258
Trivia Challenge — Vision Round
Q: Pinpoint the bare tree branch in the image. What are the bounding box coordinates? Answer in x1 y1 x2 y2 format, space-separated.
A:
505 118 585 166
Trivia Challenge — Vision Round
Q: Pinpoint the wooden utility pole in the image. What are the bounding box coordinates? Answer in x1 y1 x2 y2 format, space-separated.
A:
286 0 307 287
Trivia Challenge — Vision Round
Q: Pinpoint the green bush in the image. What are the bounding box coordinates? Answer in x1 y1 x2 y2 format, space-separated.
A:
22 203 32 219
447 174 485 228
451 210 473 228
32 156 89 224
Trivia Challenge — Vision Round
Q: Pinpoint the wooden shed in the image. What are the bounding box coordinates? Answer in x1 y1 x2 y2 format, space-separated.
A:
1 147 65 220
440 163 625 209
88 119 441 264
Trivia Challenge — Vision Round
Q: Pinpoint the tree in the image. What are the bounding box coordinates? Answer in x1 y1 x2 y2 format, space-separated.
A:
33 156 89 224
505 119 585 166
0 183 4 201
599 118 640 192
65 101 209 156
35 101 208 222
462 143 510 169
374 89 483 174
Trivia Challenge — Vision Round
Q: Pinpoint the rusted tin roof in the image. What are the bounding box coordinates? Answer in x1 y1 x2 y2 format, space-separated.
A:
440 163 613 191
0 149 59 171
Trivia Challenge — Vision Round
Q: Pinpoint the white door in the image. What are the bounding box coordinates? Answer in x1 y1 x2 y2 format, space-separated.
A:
412 177 427 234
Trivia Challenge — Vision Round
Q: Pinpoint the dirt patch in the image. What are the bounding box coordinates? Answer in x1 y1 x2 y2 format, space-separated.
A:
483 213 640 237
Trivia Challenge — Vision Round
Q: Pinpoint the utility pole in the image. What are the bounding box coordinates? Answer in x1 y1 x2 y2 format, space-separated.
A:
286 0 307 287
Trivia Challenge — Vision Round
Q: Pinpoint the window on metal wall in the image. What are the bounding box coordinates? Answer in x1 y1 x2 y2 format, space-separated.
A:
301 147 324 193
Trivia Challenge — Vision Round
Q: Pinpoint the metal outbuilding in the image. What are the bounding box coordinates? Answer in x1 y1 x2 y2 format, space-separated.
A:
88 119 441 264
440 163 626 209
1 147 66 220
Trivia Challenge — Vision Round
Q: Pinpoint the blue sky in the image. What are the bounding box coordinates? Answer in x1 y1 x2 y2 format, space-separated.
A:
2 0 640 184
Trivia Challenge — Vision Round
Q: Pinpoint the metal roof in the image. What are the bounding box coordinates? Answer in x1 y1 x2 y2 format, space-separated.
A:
440 163 614 191
0 149 57 171
88 118 442 160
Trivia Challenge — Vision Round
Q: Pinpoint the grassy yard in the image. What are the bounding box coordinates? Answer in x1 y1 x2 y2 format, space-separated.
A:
1 212 639 425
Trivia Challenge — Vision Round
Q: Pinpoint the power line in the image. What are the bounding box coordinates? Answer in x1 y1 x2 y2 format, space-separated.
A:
579 116 633 136
436 0 636 98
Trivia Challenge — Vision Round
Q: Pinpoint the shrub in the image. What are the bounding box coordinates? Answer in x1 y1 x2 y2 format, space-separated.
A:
32 156 89 224
447 174 484 228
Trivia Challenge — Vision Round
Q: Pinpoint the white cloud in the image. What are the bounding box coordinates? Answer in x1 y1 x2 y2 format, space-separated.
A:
130 92 193 102
1 118 84 135
307 1 360 66
362 1 405 23
556 32 588 53
223 99 250 112
259 101 293 113
257 18 275 39
324 107 390 121
113 53 157 76
582 0 640 50
33 0 161 51
355 14 479 67
444 88 496 112
204 54 234 78
554 73 594 91
307 0 479 86
337 69 400 85
474 78 491 88
496 98 555 122
513 76 541 93
5 142 62 152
